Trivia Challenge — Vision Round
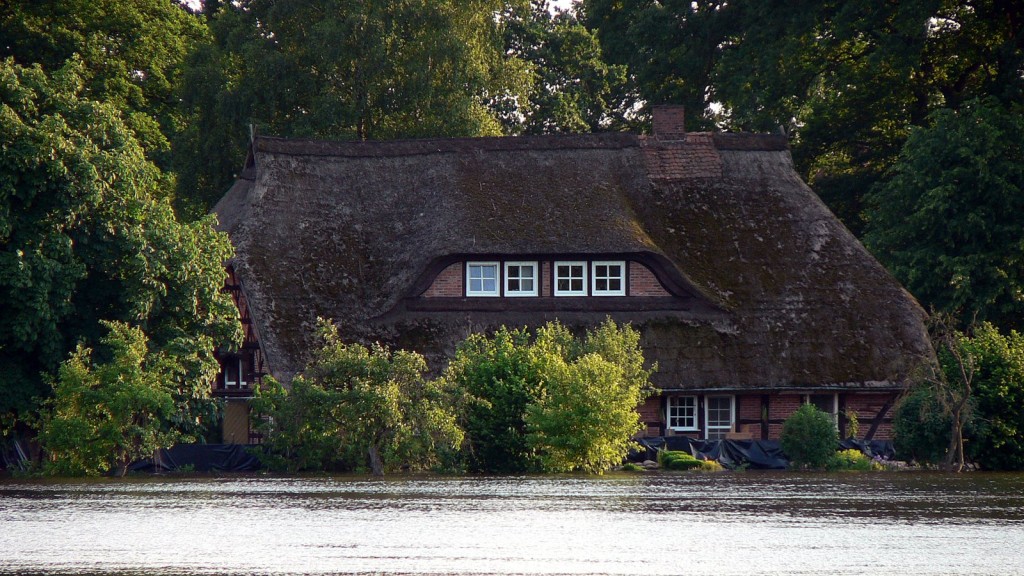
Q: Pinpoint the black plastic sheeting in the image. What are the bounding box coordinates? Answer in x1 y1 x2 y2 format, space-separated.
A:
634 437 896 470
129 444 262 473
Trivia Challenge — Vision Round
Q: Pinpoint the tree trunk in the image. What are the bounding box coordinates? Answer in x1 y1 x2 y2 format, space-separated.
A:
943 407 966 473
368 444 384 477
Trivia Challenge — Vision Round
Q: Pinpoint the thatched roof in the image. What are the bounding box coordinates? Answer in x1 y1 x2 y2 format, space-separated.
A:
213 129 931 391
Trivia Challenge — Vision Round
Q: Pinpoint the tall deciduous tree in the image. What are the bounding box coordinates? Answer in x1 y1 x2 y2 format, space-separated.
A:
501 1 634 134
0 58 240 431
0 0 209 168
864 98 1024 331
582 0 1024 234
173 0 533 217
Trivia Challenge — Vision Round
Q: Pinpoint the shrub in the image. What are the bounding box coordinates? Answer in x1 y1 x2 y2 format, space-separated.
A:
781 404 839 469
658 450 722 471
252 319 464 476
893 385 953 465
620 462 644 472
443 318 655 474
826 449 878 471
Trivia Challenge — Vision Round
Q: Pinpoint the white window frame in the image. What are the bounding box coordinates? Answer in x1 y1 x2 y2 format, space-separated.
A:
591 260 626 296
466 261 500 297
504 261 538 297
225 357 246 389
667 395 698 431
553 261 587 296
704 395 735 440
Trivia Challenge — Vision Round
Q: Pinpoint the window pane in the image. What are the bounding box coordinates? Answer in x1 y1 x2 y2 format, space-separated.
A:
558 278 570 291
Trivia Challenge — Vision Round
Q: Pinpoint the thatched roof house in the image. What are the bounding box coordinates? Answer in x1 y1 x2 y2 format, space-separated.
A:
213 107 930 441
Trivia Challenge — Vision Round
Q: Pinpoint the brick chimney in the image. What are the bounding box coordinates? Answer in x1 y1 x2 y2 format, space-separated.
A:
652 106 686 140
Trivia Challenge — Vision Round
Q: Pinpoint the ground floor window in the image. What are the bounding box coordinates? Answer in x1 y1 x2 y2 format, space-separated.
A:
667 396 697 431
806 393 838 427
705 395 734 439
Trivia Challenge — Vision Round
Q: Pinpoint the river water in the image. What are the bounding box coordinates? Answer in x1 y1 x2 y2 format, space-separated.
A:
1 471 1022 575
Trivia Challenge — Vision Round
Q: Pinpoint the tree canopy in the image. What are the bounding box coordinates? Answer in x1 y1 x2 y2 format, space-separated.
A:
0 57 239 431
864 98 1024 331
173 0 534 217
0 0 208 167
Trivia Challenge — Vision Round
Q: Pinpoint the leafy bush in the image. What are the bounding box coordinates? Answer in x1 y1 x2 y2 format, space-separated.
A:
826 449 879 471
252 319 464 476
781 404 839 469
893 385 953 465
658 450 722 471
961 324 1024 470
893 322 1024 470
620 462 644 472
443 318 655 474
36 322 179 476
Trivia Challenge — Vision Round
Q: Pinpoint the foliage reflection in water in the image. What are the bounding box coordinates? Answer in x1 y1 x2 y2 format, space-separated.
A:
2 472 1023 575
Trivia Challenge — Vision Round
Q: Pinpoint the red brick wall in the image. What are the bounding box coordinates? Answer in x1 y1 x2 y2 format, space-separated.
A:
540 261 551 297
652 106 686 138
629 262 670 296
843 392 899 440
423 262 463 297
737 394 762 421
769 394 804 421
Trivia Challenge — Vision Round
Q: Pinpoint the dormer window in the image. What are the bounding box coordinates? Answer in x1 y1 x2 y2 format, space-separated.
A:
466 262 499 296
554 261 587 296
592 261 626 296
505 262 538 297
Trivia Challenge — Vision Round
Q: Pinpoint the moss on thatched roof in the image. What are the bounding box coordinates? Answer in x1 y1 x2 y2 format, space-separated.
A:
214 131 930 390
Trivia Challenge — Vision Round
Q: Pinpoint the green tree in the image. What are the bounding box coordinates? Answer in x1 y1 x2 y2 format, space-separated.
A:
501 1 633 134
441 326 542 472
893 385 953 465
443 318 655 473
254 319 464 476
957 323 1024 470
865 98 1024 331
525 320 653 473
36 322 179 476
895 322 1024 471
173 0 533 217
780 403 838 469
0 0 209 168
0 58 240 432
582 0 1024 235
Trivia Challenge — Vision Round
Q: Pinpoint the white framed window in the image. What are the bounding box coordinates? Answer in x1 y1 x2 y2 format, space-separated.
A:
466 262 499 296
667 396 698 431
504 261 538 297
554 261 587 296
591 261 626 296
705 395 735 440
224 357 247 388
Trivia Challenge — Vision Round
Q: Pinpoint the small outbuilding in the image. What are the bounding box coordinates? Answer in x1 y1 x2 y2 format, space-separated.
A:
211 107 932 443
